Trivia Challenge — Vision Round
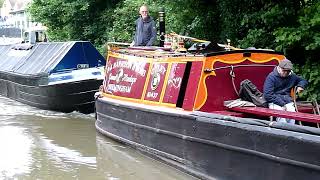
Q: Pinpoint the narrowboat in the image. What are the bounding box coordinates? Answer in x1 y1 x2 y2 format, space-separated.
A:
95 40 320 180
0 41 105 113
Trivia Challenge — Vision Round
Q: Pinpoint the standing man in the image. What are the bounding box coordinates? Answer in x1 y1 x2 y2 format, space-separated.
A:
263 59 308 124
132 5 157 46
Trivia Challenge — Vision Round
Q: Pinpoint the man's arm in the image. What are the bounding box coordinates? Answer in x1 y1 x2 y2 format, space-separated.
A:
295 75 308 90
146 20 157 46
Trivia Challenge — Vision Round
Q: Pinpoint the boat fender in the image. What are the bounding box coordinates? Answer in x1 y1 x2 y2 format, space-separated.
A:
94 91 102 100
94 91 102 120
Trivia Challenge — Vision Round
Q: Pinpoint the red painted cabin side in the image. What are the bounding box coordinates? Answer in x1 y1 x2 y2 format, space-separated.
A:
102 48 285 115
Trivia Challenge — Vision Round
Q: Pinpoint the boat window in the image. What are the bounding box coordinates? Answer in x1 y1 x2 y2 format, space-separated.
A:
35 31 47 42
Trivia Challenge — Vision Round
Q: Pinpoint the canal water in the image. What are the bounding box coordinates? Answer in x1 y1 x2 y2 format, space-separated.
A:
0 96 197 180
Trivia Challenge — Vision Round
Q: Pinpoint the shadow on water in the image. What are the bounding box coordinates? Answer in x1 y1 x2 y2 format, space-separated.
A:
0 96 197 180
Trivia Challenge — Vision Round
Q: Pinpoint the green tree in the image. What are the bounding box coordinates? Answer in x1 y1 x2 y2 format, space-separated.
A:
29 0 119 43
274 1 320 100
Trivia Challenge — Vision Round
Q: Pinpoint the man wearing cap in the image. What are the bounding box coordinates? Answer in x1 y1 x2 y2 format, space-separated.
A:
263 58 308 124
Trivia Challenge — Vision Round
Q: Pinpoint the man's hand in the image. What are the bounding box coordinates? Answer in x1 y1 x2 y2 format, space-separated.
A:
296 87 304 93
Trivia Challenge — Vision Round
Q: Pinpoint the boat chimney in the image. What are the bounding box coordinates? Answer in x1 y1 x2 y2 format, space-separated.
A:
159 7 165 47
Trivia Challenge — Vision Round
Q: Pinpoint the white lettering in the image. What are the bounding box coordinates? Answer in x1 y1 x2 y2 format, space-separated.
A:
122 75 137 85
168 77 182 89
147 92 158 99
107 84 132 93
107 60 147 77
113 61 133 69
109 74 137 84
131 63 146 76
151 64 166 75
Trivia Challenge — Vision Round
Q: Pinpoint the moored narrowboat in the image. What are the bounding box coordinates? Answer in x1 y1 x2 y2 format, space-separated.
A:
0 41 105 113
95 41 320 180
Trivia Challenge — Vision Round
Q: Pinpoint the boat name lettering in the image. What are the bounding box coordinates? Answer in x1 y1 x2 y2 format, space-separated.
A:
107 84 132 93
113 61 133 69
109 74 137 84
147 92 158 99
111 61 146 76
123 76 137 84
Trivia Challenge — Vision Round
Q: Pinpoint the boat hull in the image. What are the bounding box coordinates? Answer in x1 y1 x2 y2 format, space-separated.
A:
0 75 102 113
95 97 320 180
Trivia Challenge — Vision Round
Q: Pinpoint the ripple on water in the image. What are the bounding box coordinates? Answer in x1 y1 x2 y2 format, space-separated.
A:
0 126 33 179
0 95 95 119
41 138 97 169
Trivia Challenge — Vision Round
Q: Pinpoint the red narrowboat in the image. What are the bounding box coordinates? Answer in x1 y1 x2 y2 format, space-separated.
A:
95 41 320 180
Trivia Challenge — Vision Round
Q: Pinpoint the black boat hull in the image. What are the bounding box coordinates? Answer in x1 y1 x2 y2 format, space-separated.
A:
95 97 320 180
0 75 102 113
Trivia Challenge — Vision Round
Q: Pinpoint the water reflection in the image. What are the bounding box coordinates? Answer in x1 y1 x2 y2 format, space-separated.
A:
41 138 97 168
0 96 197 179
0 126 33 179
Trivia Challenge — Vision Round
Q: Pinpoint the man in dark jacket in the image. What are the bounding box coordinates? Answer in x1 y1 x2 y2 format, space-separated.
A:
263 59 308 124
133 5 157 46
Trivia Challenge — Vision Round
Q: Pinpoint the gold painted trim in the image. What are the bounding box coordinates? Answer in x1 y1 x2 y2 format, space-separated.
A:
102 93 143 103
141 59 153 100
208 57 282 67
192 57 207 110
194 55 284 110
159 62 172 103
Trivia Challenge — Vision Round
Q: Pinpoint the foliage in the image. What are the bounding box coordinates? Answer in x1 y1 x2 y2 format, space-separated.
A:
236 1 303 50
274 1 320 63
29 0 119 43
273 1 320 100
295 60 320 101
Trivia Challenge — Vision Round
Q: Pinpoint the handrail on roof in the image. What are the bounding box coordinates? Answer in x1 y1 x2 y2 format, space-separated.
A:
107 42 131 46
107 42 130 51
167 32 210 43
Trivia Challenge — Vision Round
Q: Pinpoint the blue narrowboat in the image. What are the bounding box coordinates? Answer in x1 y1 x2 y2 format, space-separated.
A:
0 41 105 113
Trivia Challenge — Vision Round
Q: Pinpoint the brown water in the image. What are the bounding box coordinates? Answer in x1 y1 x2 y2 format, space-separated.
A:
0 96 197 180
